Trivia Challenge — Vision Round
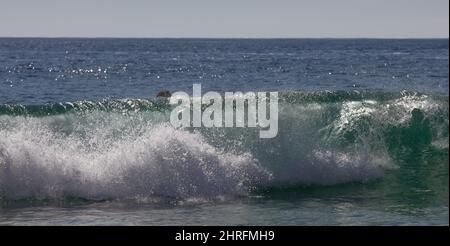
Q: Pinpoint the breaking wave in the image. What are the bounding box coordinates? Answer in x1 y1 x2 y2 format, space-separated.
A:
0 91 448 200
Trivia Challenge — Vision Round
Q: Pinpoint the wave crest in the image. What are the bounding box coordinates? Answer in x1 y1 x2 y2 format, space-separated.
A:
0 91 447 200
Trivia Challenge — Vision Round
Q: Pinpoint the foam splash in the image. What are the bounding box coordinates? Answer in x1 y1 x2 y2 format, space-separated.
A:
0 124 271 200
0 92 447 200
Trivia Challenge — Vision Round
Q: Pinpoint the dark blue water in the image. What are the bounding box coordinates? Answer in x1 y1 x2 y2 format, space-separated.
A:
1 38 448 105
0 39 448 225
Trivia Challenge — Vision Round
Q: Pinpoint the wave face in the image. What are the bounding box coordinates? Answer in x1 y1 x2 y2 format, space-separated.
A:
0 91 448 200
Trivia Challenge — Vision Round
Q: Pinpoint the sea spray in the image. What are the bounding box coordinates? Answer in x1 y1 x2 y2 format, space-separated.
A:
0 91 448 200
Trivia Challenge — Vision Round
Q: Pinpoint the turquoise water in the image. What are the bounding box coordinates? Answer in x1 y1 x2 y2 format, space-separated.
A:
0 39 448 225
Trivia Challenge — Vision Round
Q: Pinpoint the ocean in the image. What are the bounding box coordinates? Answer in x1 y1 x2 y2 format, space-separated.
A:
0 38 448 225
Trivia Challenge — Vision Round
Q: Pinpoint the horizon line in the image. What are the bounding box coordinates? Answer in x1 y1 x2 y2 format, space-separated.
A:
0 36 448 40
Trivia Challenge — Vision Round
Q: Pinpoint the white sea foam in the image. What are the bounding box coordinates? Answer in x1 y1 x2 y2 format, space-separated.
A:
0 93 446 200
0 122 270 200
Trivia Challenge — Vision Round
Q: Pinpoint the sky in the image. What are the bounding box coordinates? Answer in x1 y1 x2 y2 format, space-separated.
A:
0 0 448 38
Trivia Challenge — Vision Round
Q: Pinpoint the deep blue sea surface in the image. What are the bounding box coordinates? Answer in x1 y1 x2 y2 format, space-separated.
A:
0 38 448 225
1 38 448 104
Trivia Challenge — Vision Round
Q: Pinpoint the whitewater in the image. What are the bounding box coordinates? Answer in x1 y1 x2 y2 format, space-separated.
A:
0 91 447 201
